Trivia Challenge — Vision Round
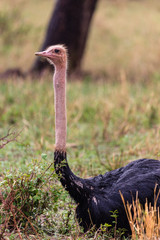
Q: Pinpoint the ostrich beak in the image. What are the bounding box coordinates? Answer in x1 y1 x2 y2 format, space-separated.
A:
35 51 51 58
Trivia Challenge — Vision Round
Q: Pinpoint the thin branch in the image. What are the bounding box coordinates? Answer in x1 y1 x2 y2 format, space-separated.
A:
15 207 41 240
0 189 4 204
0 128 23 149
11 205 23 240
0 214 11 239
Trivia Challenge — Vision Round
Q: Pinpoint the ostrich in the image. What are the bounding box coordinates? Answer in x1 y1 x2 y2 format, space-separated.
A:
35 45 160 234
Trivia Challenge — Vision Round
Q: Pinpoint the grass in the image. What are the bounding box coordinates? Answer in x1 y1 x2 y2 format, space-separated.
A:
0 0 160 80
121 187 160 240
85 0 160 80
0 77 160 239
0 0 160 239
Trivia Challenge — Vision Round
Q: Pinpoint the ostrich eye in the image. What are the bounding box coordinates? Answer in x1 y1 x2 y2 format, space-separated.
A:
54 49 60 54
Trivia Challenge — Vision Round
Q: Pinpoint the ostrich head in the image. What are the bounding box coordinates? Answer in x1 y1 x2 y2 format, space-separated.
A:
35 45 67 68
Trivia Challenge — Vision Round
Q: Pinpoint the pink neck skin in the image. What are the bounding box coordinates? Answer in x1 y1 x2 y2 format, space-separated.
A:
53 63 67 151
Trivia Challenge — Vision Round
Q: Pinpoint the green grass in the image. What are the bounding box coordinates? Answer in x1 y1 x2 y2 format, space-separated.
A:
0 77 160 239
1 78 159 173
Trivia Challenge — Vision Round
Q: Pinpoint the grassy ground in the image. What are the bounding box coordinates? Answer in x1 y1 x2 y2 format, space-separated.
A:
1 78 160 239
0 0 160 239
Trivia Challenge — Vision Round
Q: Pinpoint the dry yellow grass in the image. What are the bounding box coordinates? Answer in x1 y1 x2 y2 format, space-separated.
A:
0 0 53 71
84 0 160 80
120 186 160 239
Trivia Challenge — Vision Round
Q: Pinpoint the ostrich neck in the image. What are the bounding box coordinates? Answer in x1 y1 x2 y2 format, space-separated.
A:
53 64 67 151
53 63 91 203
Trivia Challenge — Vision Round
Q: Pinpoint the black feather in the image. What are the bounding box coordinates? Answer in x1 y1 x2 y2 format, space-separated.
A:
54 150 160 234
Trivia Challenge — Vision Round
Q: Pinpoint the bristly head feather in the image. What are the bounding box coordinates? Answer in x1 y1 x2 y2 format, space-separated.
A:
35 44 68 68
45 44 68 68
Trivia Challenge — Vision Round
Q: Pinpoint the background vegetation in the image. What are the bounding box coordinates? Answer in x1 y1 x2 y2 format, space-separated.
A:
0 0 160 239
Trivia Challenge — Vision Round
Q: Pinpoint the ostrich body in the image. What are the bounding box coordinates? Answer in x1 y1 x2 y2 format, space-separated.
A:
35 45 160 234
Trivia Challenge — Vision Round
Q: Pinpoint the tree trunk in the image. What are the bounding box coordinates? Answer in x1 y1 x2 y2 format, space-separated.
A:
31 0 98 74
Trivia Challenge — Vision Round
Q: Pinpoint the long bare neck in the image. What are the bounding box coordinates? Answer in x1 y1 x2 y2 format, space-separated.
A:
53 64 67 151
53 59 90 204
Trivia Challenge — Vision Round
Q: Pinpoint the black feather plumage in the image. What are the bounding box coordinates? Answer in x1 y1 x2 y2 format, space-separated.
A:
54 150 160 234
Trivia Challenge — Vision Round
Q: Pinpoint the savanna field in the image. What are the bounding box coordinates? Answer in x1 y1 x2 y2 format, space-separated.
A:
1 0 160 239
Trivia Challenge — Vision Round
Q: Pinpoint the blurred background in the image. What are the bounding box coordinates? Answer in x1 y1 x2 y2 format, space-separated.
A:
1 0 160 80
